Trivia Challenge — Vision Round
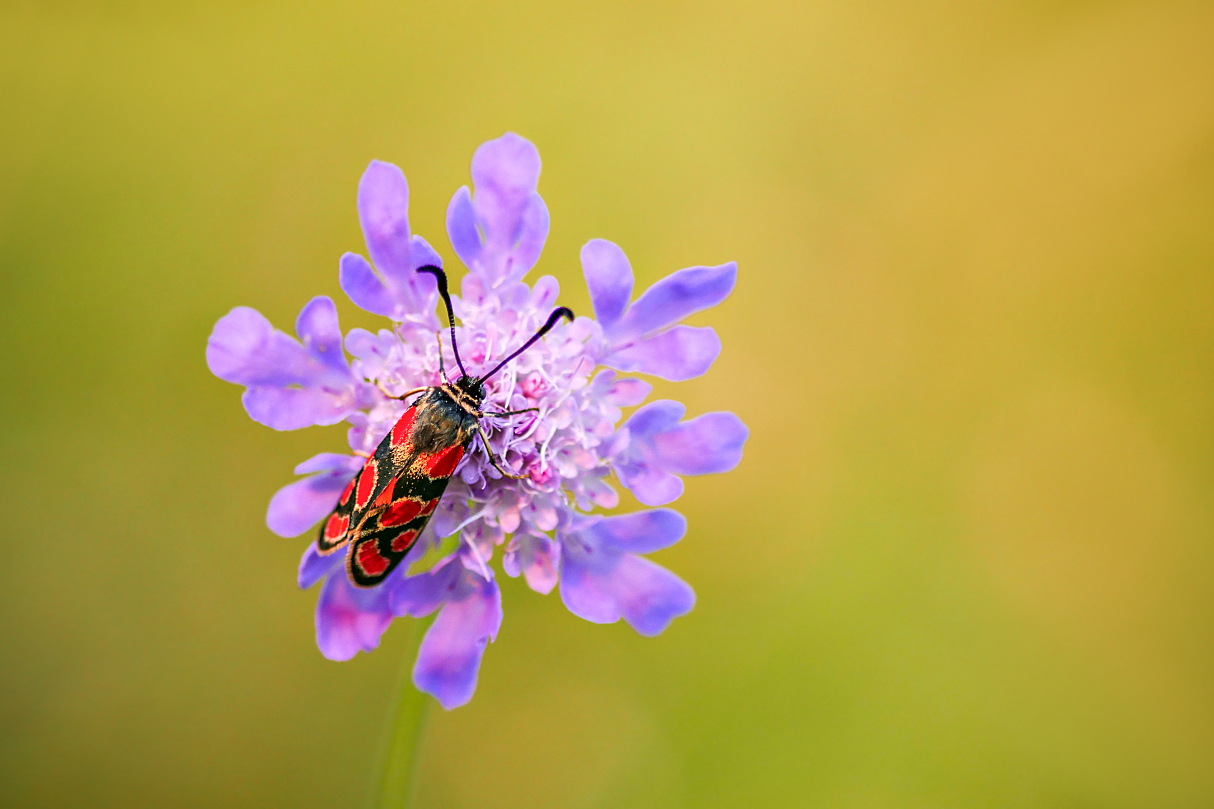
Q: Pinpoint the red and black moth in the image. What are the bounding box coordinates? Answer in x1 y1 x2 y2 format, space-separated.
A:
316 265 574 588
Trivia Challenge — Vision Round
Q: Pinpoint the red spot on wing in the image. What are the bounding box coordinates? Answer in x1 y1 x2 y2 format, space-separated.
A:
422 445 464 479
419 498 438 517
355 541 390 577
391 529 420 553
381 498 423 528
355 460 378 508
338 477 356 507
371 482 394 508
323 513 349 541
390 406 418 449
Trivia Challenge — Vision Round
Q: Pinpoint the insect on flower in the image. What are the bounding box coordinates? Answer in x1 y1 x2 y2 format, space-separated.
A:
318 264 573 587
208 133 750 708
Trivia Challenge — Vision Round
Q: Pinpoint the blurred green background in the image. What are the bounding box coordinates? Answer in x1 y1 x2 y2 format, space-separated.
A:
3 1 1213 806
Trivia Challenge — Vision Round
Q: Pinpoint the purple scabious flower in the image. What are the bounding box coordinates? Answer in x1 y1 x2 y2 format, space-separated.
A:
207 133 748 709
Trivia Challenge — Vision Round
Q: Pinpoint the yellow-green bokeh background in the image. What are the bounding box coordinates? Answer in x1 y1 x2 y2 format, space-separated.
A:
3 1 1214 806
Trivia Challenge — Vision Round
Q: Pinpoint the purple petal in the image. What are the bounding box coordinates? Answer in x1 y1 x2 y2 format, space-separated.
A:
509 193 549 278
298 542 342 589
295 452 361 475
651 412 748 476
583 510 687 555
456 272 490 309
623 400 686 439
599 427 629 459
462 133 549 284
208 304 361 430
294 296 347 371
613 262 737 340
560 549 694 636
315 572 394 661
470 133 541 251
343 160 441 321
339 249 440 322
206 307 310 387
557 554 618 625
606 376 652 407
446 186 481 267
344 327 399 383
413 570 502 710
409 235 443 270
604 325 722 381
358 160 412 277
580 475 620 510
612 555 696 636
618 464 684 507
342 327 389 361
581 239 634 329
504 535 560 595
390 554 462 618
266 453 362 537
531 275 560 310
241 387 354 431
339 252 396 318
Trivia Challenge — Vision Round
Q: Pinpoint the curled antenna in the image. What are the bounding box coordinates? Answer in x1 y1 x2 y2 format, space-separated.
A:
477 307 575 384
416 266 468 379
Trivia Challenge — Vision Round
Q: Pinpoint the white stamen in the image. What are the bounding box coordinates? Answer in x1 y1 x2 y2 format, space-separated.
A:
447 508 490 537
462 529 492 581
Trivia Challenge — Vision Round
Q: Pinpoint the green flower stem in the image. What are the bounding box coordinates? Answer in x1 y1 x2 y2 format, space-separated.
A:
369 618 432 809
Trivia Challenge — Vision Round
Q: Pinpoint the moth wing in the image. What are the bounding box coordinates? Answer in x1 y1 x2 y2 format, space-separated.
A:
316 401 421 556
346 442 467 588
315 465 362 555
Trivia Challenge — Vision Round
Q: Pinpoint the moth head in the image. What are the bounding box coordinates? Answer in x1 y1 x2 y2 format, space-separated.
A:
454 374 486 405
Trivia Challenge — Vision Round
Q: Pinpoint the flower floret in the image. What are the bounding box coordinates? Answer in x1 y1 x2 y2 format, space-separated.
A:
340 160 443 325
558 510 695 636
206 296 366 431
447 132 549 289
581 238 738 381
607 400 749 507
390 554 502 710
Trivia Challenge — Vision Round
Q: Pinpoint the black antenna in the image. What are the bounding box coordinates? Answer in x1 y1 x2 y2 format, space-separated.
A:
477 307 574 384
416 266 468 379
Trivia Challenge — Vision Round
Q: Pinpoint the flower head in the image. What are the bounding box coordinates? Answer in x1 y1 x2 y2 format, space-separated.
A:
207 133 748 709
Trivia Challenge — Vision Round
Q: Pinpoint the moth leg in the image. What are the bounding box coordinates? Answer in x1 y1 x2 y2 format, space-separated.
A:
474 422 528 480
353 450 371 459
375 379 429 401
481 407 539 417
